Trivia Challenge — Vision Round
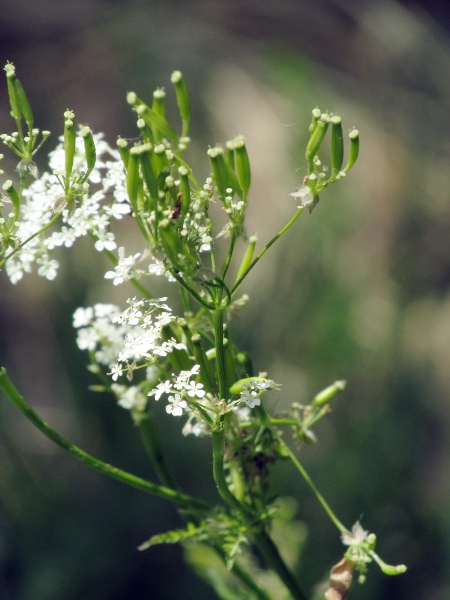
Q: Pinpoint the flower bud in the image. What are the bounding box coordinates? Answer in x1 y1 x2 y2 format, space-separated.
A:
344 129 359 172
234 136 251 198
81 126 96 176
171 71 191 136
330 115 344 172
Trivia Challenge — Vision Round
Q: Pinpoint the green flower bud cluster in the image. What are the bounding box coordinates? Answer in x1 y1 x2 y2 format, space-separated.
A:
291 108 359 214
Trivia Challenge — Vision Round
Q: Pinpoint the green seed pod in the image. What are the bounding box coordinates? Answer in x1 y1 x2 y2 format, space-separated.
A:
235 235 257 284
153 143 170 175
330 115 344 172
136 102 178 145
126 148 140 211
305 115 329 161
81 126 96 176
152 88 166 117
311 380 346 407
344 129 359 172
161 324 191 371
171 71 191 136
177 166 191 227
308 107 322 134
5 63 21 121
63 110 76 184
13 76 34 129
151 88 166 143
116 137 130 169
207 147 227 197
192 333 216 393
139 147 159 207
225 140 235 170
2 179 20 214
234 136 251 198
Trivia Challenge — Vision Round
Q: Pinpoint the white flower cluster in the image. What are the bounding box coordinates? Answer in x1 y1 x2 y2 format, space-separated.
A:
149 364 209 417
73 297 183 382
5 133 130 283
239 379 274 408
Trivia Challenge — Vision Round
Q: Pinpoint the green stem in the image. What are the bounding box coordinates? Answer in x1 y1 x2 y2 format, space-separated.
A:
279 437 346 533
211 427 251 515
213 309 227 400
231 207 304 295
252 527 308 600
138 414 177 489
221 228 237 280
0 212 61 268
170 269 216 309
0 366 209 513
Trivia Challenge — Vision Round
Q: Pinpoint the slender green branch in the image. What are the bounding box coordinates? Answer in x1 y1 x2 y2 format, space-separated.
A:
0 212 61 267
170 269 216 309
0 366 209 513
231 207 304 295
278 436 346 533
221 228 238 280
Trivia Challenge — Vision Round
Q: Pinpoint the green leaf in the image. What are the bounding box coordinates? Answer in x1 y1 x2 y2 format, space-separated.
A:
138 522 206 551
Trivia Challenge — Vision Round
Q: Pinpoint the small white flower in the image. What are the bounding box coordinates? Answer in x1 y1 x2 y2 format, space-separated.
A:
166 393 187 416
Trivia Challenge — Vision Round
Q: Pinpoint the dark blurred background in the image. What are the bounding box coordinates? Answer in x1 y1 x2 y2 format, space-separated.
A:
1 0 450 598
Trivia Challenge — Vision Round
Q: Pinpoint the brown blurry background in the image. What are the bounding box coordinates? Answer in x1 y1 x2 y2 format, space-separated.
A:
1 0 450 598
